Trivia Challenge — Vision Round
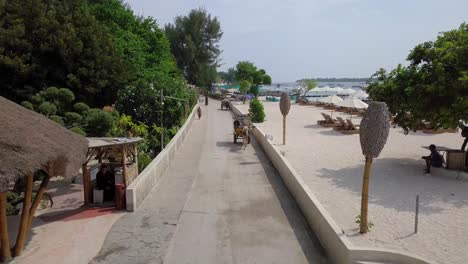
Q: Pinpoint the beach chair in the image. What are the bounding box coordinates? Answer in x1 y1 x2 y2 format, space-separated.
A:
333 117 349 131
317 113 328 125
341 119 360 134
322 114 340 127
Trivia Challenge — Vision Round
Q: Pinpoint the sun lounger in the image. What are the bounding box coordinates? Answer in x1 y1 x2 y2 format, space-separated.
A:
318 113 339 127
333 117 349 131
341 119 360 134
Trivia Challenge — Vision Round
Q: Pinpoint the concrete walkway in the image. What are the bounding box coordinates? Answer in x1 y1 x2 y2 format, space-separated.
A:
91 102 328 264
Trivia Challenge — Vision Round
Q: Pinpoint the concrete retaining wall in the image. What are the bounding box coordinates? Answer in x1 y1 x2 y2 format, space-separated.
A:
126 104 198 211
230 104 435 264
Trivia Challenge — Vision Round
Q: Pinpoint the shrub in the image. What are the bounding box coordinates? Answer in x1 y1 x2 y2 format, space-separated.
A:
138 152 152 171
74 102 90 114
70 126 86 136
85 109 113 136
64 112 82 126
49 115 65 126
38 102 57 116
21 101 34 110
249 98 265 122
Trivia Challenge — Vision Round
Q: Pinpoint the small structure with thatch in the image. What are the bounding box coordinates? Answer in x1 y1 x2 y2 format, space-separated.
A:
0 96 88 261
83 137 142 207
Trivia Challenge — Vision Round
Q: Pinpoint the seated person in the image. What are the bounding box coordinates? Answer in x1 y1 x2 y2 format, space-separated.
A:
233 120 241 127
96 164 115 201
421 144 445 173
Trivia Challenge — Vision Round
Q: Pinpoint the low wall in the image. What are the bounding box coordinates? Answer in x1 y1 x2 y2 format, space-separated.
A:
126 104 198 211
231 104 435 264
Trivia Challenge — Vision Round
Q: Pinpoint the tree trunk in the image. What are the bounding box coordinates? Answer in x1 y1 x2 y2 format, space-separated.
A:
283 115 286 145
13 175 33 256
27 173 51 230
0 192 12 262
360 157 373 233
243 92 246 104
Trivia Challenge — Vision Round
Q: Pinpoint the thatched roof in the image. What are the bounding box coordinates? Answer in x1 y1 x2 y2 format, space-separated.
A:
0 97 88 192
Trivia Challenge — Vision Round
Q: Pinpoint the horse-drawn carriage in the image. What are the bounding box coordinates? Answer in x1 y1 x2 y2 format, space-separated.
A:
220 99 231 110
233 114 253 144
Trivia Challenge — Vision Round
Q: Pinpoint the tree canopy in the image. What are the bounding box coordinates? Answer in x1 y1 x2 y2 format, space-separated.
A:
165 8 223 88
0 0 130 106
367 23 468 132
234 61 271 97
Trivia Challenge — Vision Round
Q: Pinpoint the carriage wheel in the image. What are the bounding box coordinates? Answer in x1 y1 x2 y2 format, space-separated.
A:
234 134 237 144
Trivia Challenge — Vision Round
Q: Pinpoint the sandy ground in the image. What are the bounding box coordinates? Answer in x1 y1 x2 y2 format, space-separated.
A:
9 178 125 264
237 99 468 264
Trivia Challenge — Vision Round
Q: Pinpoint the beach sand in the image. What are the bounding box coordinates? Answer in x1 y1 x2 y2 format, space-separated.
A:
237 99 468 264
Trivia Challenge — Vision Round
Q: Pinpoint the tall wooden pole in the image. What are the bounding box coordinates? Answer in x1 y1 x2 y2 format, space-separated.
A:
283 115 286 145
27 173 51 230
121 147 128 187
13 175 33 256
82 164 90 205
360 157 373 233
0 192 12 262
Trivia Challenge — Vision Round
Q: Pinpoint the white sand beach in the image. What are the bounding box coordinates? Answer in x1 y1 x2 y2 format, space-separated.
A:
237 99 468 264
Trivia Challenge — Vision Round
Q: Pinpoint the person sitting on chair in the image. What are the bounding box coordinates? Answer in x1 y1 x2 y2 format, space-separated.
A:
96 164 115 201
421 144 445 173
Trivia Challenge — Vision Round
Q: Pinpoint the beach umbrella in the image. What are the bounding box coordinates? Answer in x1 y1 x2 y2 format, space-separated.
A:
337 98 369 119
337 98 368 109
353 90 369 100
337 88 357 96
320 95 343 118
319 95 343 104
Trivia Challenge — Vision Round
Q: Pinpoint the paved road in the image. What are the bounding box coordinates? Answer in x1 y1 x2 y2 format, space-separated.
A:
91 102 328 264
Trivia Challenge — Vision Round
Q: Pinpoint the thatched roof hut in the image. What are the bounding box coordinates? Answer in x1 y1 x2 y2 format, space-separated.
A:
0 96 88 191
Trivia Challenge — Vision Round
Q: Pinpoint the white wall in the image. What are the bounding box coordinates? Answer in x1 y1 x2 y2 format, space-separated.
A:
126 104 198 212
230 104 435 264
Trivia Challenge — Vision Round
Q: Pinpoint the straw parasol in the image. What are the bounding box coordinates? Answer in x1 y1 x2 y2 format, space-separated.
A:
0 96 88 259
0 96 88 188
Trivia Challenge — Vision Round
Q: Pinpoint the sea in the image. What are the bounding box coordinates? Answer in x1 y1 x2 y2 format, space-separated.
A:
260 81 367 92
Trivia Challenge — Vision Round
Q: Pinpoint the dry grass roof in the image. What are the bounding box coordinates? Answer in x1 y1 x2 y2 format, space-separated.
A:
0 97 88 192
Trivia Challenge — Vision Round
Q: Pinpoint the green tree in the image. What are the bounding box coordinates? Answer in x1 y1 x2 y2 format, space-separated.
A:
0 0 130 106
296 79 317 101
165 8 223 88
218 67 236 84
235 61 272 98
239 80 250 104
85 109 114 137
367 23 468 132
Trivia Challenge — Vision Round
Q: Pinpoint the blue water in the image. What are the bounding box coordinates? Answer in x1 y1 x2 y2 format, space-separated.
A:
261 81 367 92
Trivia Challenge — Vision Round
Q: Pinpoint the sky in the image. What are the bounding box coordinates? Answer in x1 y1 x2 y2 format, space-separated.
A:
124 0 467 82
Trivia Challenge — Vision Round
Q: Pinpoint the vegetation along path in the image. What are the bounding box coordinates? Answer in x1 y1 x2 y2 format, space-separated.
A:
90 102 328 264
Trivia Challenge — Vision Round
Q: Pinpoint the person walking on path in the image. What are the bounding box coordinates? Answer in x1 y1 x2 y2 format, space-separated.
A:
197 106 202 119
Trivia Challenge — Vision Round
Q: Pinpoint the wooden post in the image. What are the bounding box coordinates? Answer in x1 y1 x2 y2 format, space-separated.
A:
283 115 286 145
360 157 373 233
0 192 12 262
82 164 90 205
121 147 128 187
415 195 419 234
27 172 51 230
133 145 138 174
13 175 33 256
